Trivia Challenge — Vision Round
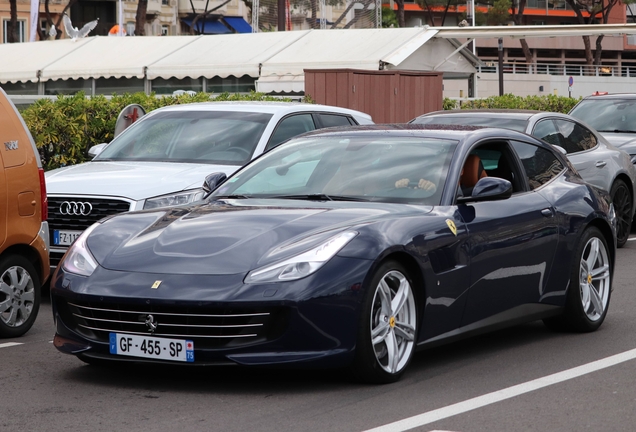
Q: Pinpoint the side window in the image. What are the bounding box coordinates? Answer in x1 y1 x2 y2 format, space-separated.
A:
317 114 354 128
554 120 597 154
460 141 524 197
532 119 563 148
511 140 564 190
266 114 316 152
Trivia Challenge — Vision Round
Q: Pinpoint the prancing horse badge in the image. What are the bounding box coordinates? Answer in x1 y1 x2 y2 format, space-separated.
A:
445 219 457 236
151 280 162 289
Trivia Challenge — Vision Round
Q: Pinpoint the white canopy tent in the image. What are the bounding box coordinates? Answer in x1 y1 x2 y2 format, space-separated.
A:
0 28 480 94
2 24 636 95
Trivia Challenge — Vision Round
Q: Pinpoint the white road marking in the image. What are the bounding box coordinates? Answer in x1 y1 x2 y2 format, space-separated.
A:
0 342 23 349
627 237 636 241
365 347 636 432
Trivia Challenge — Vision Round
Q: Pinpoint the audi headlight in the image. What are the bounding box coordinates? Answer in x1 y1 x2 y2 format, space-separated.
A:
245 231 357 284
61 223 100 277
143 189 205 210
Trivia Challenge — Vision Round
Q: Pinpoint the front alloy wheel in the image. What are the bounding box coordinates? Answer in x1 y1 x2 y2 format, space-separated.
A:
352 261 418 383
544 227 611 332
578 235 611 322
0 255 41 338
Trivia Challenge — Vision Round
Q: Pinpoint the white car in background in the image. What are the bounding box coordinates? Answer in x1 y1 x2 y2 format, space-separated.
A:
45 102 373 270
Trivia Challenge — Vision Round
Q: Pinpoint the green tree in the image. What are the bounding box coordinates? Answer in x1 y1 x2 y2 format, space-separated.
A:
486 0 510 25
382 6 398 27
565 0 636 66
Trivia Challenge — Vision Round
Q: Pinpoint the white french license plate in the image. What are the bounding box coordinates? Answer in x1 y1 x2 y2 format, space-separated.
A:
109 333 194 362
53 229 82 246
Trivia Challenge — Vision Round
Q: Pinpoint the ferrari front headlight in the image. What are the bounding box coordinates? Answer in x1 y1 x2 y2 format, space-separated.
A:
244 231 357 284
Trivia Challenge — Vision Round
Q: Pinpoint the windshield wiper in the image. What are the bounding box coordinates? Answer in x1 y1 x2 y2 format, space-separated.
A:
597 129 636 133
271 194 369 202
214 194 251 199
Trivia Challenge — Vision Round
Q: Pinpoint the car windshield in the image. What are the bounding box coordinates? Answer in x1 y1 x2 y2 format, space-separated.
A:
212 135 458 205
570 99 636 133
413 115 528 132
96 110 273 165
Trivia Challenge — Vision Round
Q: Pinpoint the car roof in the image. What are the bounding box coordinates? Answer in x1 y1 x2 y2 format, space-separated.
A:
151 101 372 119
581 93 636 101
297 123 539 143
416 109 578 122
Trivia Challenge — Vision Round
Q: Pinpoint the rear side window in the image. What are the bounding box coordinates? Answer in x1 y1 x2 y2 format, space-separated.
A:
532 119 564 148
266 114 316 152
511 141 564 190
554 120 597 154
317 113 355 127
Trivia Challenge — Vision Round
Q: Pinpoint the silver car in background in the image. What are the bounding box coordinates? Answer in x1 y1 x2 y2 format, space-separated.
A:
412 109 636 247
569 93 636 163
45 102 373 271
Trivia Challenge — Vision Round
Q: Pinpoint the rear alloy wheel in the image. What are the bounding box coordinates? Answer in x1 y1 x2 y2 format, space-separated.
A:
352 261 417 383
544 227 611 332
611 179 632 248
0 255 41 338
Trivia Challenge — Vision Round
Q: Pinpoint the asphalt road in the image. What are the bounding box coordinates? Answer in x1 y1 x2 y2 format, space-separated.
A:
3 239 636 432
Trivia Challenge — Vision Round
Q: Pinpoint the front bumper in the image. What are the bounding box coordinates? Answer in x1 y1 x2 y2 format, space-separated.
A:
50 256 373 368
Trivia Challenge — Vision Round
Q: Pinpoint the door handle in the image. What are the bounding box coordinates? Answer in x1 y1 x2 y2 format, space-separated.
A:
595 161 607 168
541 208 554 217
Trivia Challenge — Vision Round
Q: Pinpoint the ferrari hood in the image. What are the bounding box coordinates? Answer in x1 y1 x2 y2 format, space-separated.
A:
45 161 240 201
86 200 431 275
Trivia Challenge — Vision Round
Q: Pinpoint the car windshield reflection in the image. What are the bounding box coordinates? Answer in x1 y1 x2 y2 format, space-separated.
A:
96 110 273 165
212 135 458 205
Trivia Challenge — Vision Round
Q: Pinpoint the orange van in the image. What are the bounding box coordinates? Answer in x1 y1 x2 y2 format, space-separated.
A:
0 87 49 337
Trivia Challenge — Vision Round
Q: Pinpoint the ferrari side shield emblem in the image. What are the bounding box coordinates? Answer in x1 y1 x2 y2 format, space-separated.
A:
445 219 457 236
151 280 162 289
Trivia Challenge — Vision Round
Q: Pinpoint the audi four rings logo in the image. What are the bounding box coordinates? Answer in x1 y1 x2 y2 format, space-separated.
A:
59 201 93 216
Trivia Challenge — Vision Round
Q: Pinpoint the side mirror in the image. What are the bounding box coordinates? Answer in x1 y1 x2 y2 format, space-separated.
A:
458 177 512 204
88 143 108 158
202 172 227 196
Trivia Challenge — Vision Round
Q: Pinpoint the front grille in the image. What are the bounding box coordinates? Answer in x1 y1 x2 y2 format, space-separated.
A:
48 197 132 246
57 298 288 349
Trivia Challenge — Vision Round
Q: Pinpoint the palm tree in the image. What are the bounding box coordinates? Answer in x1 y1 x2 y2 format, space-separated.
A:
7 0 18 42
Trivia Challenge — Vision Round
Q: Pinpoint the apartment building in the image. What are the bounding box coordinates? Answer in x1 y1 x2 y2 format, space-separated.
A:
387 0 636 72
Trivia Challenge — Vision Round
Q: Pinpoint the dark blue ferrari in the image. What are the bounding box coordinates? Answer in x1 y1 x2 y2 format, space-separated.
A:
51 125 616 383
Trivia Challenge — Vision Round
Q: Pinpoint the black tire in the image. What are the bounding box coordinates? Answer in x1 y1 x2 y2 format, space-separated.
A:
543 227 611 332
0 254 41 338
611 179 632 248
350 260 418 384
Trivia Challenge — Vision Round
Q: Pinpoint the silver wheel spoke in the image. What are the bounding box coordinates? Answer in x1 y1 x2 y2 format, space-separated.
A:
391 275 409 315
21 290 34 303
591 265 610 281
385 330 399 373
585 239 600 271
372 322 390 346
588 284 604 316
378 279 393 317
0 281 11 296
16 271 29 291
7 267 19 288
0 299 10 313
394 321 415 342
5 305 17 326
580 281 590 305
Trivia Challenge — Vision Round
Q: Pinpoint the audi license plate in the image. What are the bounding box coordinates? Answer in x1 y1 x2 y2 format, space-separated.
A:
109 333 194 362
53 229 82 246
